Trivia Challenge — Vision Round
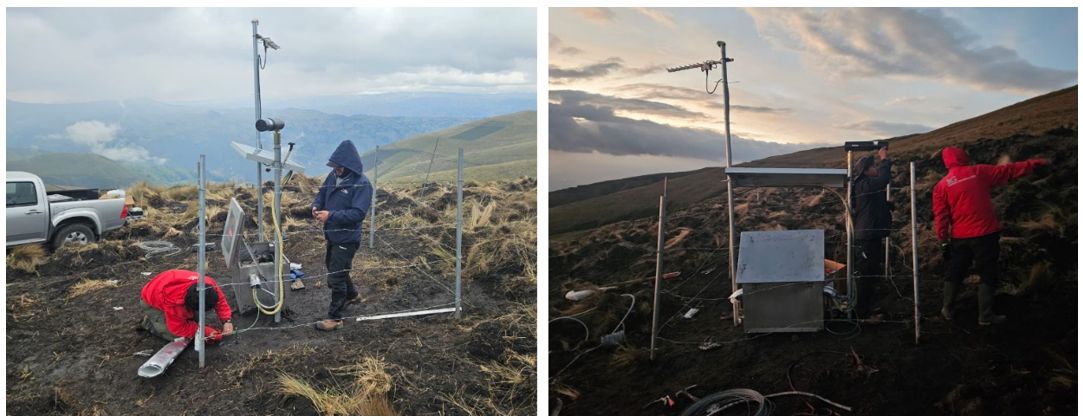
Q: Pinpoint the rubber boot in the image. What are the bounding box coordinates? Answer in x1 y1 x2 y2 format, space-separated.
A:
854 279 875 319
977 282 1006 326
940 282 958 321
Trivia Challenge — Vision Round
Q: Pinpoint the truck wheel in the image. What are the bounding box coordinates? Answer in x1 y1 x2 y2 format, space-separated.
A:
52 223 96 249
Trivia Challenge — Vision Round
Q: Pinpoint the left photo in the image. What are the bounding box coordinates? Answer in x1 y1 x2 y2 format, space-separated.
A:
6 7 537 416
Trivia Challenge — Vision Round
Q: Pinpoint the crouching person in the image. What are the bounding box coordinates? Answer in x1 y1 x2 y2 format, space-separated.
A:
140 269 234 343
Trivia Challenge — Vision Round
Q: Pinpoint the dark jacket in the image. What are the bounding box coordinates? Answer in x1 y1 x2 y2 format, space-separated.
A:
932 147 1044 241
852 158 892 241
312 140 373 245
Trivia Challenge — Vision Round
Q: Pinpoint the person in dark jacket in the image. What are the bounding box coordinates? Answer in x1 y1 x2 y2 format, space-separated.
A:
311 140 373 331
851 146 892 320
933 146 1047 326
140 269 234 342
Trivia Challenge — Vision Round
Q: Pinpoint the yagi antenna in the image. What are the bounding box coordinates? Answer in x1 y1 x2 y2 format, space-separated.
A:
666 60 721 73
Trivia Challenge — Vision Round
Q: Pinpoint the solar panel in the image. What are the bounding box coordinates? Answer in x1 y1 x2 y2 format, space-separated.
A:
222 197 245 269
230 141 306 172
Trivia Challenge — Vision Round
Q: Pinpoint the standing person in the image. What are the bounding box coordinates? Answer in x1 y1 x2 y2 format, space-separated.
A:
312 139 373 331
140 269 234 342
933 146 1047 325
851 146 892 321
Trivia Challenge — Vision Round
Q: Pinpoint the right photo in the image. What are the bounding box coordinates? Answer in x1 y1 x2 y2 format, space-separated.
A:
548 7 1077 416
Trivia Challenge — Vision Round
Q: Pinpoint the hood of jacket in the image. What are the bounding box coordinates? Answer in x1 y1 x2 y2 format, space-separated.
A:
328 140 365 176
942 147 970 169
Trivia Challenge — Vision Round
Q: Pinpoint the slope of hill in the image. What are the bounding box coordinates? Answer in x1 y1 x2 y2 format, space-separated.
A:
7 151 193 189
360 111 537 184
550 85 1078 235
7 153 141 189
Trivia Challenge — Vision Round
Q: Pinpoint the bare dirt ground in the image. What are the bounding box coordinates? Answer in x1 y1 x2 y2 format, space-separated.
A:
549 131 1077 415
7 176 537 415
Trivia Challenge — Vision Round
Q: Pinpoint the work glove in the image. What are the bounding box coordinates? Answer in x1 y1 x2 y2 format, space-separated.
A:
940 242 951 262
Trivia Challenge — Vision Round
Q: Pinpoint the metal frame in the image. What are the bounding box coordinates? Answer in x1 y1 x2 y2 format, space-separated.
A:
353 148 465 322
724 167 849 324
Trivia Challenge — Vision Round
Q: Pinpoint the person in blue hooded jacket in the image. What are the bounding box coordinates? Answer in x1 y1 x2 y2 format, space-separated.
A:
311 140 373 331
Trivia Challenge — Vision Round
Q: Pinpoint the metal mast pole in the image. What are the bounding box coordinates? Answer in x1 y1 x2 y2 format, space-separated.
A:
196 155 207 368
370 146 378 248
718 41 738 326
252 19 265 241
650 178 667 361
455 148 464 318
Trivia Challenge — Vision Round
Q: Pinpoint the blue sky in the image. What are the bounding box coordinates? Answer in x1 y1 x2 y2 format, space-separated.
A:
549 7 1077 190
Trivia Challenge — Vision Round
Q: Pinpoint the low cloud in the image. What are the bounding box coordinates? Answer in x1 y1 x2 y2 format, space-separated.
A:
551 90 707 120
747 8 1076 93
549 90 813 160
64 120 166 165
550 58 664 82
839 120 933 137
620 83 793 114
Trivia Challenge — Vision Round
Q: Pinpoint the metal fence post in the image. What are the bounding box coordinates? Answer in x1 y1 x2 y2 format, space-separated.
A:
650 178 667 361
910 162 920 344
197 155 207 368
370 146 378 248
455 148 464 319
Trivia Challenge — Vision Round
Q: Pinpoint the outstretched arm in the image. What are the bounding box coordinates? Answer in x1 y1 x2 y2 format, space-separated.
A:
979 158 1047 187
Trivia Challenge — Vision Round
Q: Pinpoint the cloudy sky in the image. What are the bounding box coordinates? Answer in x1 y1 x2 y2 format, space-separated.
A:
549 7 1077 190
8 8 537 103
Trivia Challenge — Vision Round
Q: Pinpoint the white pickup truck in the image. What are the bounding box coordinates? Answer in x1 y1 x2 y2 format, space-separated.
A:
6 171 129 249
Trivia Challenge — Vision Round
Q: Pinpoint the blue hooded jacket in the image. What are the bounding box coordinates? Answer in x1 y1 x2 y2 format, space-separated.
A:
312 140 373 245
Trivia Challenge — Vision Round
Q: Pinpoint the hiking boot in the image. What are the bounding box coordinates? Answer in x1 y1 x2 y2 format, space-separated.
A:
290 280 306 291
941 282 959 321
315 319 342 331
977 282 1001 326
978 315 1007 326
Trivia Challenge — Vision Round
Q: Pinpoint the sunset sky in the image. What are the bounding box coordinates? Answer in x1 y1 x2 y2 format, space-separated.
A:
549 7 1077 190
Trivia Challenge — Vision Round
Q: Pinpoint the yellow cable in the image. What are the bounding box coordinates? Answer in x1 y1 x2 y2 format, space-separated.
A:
252 191 285 315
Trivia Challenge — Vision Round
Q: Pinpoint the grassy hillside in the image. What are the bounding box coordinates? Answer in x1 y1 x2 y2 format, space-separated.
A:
7 153 142 189
550 85 1078 235
360 111 536 184
7 152 193 189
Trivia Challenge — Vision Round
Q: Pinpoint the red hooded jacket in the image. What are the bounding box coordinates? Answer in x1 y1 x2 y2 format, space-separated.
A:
932 147 1045 241
141 269 232 341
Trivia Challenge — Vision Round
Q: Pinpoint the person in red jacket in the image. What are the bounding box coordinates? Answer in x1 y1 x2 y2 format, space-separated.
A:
932 146 1047 325
140 269 235 342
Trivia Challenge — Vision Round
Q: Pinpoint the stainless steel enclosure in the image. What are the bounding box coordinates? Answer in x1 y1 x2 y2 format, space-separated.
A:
736 229 825 333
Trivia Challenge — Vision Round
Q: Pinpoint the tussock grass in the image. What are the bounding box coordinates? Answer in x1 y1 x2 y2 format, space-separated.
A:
66 279 119 299
7 245 47 274
277 356 397 416
467 200 497 231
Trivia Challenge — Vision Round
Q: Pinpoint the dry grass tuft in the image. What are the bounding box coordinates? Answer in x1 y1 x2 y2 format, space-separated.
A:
66 279 119 300
7 245 48 274
467 200 497 231
277 356 397 416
